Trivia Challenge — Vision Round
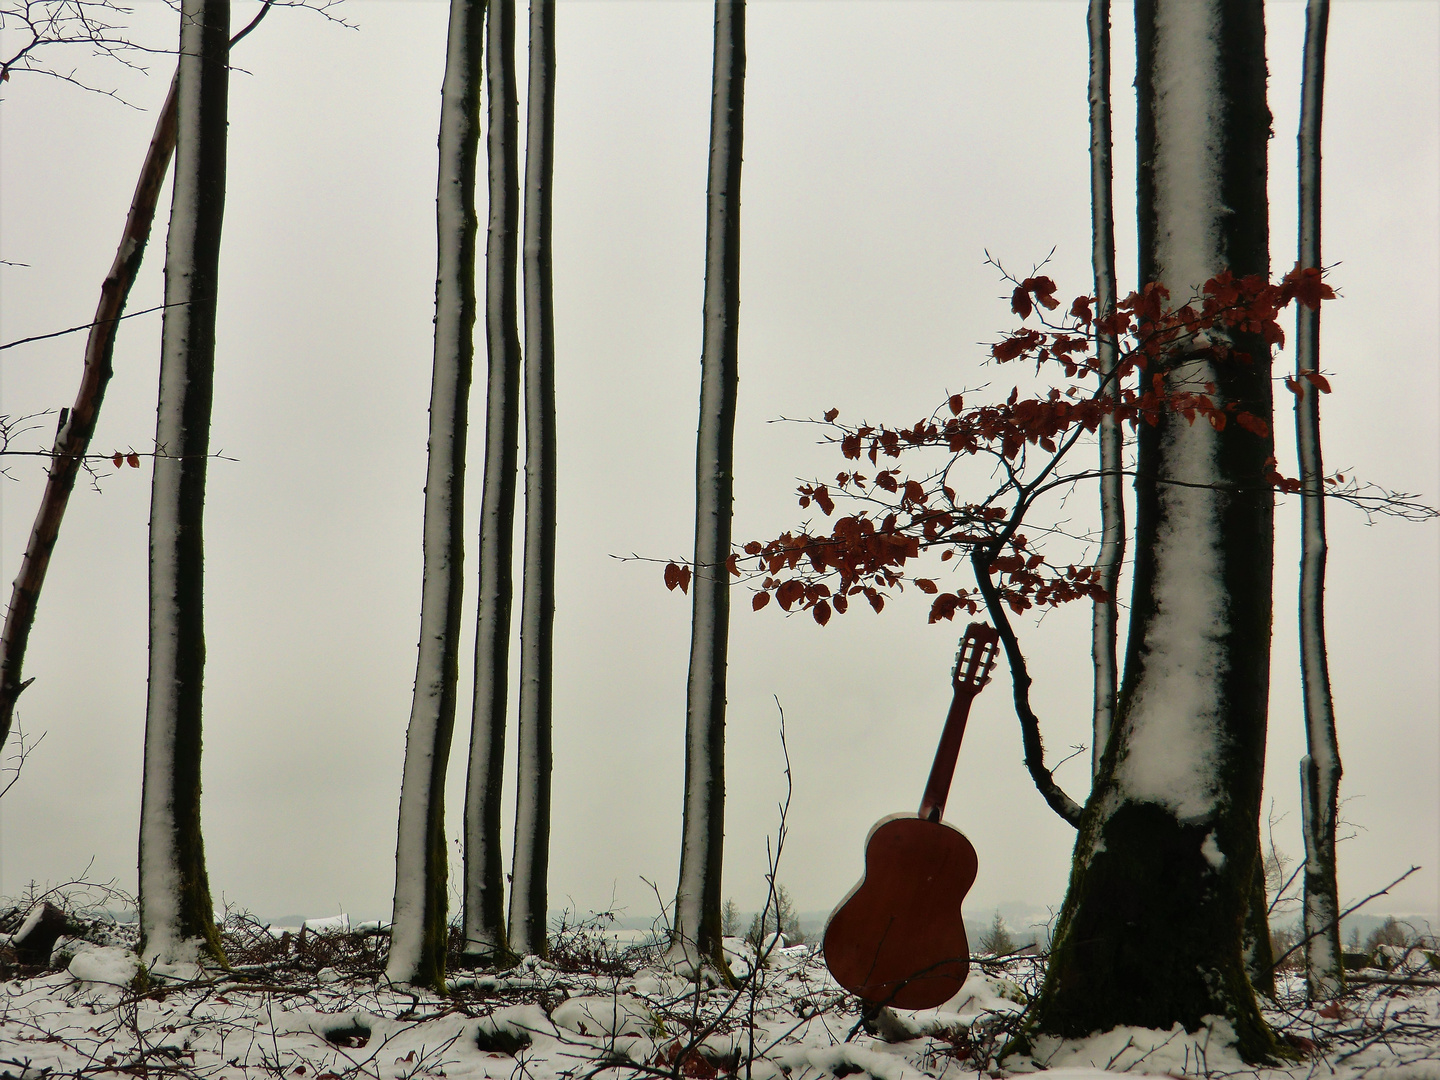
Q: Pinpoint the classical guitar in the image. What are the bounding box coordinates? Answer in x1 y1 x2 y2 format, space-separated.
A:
822 622 1002 1010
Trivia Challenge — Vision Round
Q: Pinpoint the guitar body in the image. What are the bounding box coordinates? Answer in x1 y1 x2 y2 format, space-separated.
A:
822 814 978 1010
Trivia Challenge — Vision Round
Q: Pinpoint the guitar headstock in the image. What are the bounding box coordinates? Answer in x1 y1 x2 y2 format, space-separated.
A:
952 623 1001 694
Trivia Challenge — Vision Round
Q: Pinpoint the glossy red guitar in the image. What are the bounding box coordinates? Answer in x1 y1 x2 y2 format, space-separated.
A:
822 622 1001 1010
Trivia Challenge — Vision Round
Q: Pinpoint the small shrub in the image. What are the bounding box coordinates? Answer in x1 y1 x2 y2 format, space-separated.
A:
978 912 1015 957
745 884 805 949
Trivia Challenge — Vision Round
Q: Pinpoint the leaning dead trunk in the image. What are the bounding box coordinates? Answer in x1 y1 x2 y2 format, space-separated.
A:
507 0 557 959
138 0 229 970
386 0 485 989
668 0 745 976
0 72 178 756
462 0 520 966
1086 0 1124 778
1295 0 1342 1002
1025 0 1279 1062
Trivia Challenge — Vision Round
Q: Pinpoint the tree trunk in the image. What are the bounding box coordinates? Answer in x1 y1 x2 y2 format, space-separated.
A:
137 0 229 970
1244 852 1277 997
507 0 556 960
461 0 520 966
1295 0 1343 1004
1025 0 1279 1062
1087 0 1124 779
668 0 744 976
385 0 484 989
0 71 179 756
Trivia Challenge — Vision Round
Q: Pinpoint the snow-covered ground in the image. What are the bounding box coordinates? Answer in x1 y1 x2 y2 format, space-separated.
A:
1 912 1437 1080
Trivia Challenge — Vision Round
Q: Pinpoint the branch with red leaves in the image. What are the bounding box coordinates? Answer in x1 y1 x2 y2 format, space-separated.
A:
654 266 1390 822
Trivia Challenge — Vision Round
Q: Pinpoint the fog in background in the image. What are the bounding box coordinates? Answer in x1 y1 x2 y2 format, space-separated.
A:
0 0 1435 931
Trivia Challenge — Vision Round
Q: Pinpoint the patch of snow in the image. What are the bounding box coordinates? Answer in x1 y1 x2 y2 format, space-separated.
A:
67 946 142 987
1024 1015 1245 1074
303 914 351 934
1150 0 1224 301
1200 831 1225 869
551 993 654 1039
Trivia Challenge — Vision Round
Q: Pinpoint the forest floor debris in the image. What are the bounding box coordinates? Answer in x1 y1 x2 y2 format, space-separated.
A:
0 907 1436 1080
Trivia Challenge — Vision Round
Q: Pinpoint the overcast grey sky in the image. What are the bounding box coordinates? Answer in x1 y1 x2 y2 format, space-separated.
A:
0 0 1435 929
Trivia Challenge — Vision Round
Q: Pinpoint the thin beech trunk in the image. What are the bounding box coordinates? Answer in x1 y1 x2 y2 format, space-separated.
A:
462 0 520 965
386 0 484 989
1087 0 1124 779
669 0 744 976
138 0 229 969
0 6 271 760
1295 0 1343 1003
507 0 556 959
0 72 178 756
1024 1 1279 1062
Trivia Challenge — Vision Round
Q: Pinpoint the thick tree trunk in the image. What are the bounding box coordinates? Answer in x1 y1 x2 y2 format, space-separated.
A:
137 0 229 970
668 0 744 976
0 72 178 756
1025 0 1279 1062
1244 853 1277 997
462 0 520 966
386 0 484 989
1087 0 1124 779
507 0 556 960
1295 0 1343 1004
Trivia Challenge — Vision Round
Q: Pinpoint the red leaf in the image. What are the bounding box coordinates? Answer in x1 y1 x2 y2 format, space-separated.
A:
752 591 770 612
743 541 762 555
903 480 925 504
812 600 832 626
1301 369 1332 393
664 563 692 593
914 578 938 594
824 407 840 422
814 486 835 516
1235 412 1270 438
948 394 964 415
726 553 741 577
866 590 884 614
776 580 805 611
126 452 141 468
1011 286 1033 319
928 593 960 623
112 452 123 468
833 593 848 614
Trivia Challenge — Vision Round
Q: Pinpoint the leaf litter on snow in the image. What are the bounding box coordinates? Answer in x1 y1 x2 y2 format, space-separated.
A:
0 913 1437 1080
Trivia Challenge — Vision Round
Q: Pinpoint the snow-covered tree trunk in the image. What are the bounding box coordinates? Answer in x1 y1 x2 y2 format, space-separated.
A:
385 0 484 989
1026 0 1280 1062
138 0 229 971
1295 0 1343 1004
0 71 179 756
1087 0 1124 779
507 0 556 960
461 0 520 966
668 0 744 976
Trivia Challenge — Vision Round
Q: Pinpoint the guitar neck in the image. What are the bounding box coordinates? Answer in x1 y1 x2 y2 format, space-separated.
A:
917 685 980 822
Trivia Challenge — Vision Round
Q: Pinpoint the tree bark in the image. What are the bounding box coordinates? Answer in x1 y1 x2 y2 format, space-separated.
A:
386 0 484 989
1087 0 1124 779
668 0 744 976
1244 852 1277 997
0 71 178 756
507 0 556 960
462 0 520 966
1294 0 1343 1004
1024 0 1279 1062
138 0 229 969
